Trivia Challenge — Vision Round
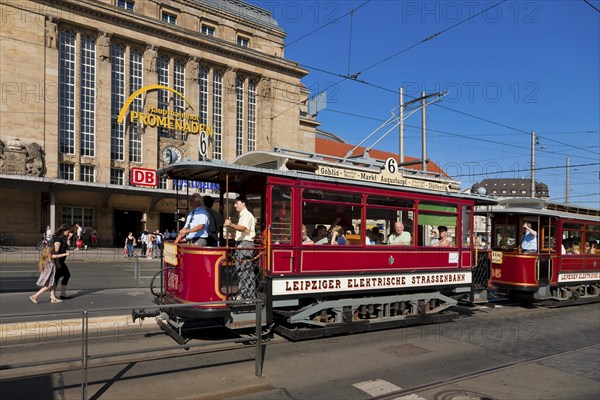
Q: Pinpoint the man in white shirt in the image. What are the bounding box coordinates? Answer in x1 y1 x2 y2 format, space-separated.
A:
387 221 411 245
225 195 256 299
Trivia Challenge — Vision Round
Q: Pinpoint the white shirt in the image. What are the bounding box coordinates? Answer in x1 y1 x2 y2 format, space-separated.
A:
235 208 255 242
388 231 411 245
185 207 209 239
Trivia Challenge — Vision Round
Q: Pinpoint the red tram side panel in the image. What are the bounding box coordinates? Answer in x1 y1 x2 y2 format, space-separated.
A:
163 243 228 305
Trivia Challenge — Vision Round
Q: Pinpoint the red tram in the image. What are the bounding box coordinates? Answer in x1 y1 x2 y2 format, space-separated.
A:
486 198 600 302
148 149 494 339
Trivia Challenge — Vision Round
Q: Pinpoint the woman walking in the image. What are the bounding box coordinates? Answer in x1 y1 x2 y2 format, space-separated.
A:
30 245 68 303
52 224 73 299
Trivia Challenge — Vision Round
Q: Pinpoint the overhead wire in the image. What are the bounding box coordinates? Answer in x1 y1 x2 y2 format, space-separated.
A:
284 0 372 48
275 0 599 171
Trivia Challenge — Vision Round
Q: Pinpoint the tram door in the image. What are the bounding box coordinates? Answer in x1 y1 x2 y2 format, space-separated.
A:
269 184 294 274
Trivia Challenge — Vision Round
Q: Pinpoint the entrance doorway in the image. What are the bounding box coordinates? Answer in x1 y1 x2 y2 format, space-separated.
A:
114 210 142 246
160 212 179 236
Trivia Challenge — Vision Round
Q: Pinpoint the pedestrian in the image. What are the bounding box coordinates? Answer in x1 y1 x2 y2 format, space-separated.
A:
30 245 68 304
224 195 256 300
52 224 73 299
76 223 83 241
145 231 155 259
124 232 136 258
89 227 98 247
45 225 53 242
139 231 147 256
175 193 210 246
153 230 163 257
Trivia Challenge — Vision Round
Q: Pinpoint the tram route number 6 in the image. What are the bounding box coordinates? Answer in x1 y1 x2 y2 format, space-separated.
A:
385 157 398 174
198 130 209 158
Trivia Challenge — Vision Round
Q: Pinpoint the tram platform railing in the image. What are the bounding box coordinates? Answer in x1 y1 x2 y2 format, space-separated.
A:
0 299 265 400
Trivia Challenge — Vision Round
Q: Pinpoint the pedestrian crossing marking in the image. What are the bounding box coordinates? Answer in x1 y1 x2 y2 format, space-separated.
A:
353 379 426 399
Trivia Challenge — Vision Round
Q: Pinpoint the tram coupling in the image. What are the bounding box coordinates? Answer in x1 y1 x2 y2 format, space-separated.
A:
132 308 160 325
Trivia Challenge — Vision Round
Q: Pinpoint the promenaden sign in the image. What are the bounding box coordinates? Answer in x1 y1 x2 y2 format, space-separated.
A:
117 85 213 136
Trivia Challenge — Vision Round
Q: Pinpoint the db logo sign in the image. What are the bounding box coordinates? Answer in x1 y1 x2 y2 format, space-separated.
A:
131 167 157 187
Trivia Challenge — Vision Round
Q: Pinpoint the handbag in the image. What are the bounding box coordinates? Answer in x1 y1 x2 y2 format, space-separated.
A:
123 248 128 255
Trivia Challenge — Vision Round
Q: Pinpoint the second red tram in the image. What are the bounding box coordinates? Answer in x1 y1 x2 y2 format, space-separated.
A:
149 149 494 339
485 198 600 302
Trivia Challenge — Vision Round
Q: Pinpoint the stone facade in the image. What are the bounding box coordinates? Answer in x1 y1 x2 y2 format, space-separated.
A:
0 0 319 245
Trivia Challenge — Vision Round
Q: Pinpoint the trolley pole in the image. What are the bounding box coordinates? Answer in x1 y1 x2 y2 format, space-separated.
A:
421 92 427 172
531 131 536 198
399 87 404 163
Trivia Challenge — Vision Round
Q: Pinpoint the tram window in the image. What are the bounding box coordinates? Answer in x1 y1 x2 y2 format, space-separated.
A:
540 219 557 252
493 224 517 249
271 187 291 244
562 222 583 254
586 224 600 254
461 206 472 247
417 203 457 247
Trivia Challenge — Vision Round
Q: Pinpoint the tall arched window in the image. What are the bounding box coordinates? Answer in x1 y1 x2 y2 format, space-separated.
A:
129 48 143 163
110 44 125 161
212 70 223 160
80 35 96 157
58 30 76 155
248 79 257 152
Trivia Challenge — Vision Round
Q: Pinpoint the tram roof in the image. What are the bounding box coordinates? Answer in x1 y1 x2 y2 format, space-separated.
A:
160 150 496 204
484 198 600 222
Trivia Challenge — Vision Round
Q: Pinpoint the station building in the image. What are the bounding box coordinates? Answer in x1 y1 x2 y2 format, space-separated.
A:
0 0 319 245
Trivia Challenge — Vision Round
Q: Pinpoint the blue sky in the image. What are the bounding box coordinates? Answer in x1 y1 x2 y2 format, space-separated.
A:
247 0 600 207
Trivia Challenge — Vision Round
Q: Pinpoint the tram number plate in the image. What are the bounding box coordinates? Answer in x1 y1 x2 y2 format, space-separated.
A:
167 272 179 292
492 251 503 264
491 268 502 279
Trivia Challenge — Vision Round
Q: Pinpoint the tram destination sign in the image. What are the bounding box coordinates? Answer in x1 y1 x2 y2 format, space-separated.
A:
315 165 454 192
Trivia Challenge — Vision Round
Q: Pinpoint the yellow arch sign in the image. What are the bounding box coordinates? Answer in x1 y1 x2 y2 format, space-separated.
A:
117 84 194 124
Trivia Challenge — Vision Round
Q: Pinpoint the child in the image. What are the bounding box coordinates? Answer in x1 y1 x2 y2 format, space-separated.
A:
30 245 69 304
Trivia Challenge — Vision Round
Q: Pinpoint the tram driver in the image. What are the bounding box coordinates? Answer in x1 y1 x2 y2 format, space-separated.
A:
521 222 537 253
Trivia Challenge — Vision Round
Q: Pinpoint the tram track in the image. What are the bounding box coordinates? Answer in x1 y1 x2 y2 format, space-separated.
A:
371 342 599 400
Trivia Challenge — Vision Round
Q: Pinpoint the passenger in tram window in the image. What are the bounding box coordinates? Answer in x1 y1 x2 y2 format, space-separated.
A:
554 238 567 254
586 241 597 254
430 229 440 247
365 229 375 245
301 225 314 245
225 196 256 300
520 222 538 252
387 221 411 246
175 193 209 246
563 238 573 254
371 227 384 245
312 225 328 245
572 241 581 254
437 226 452 247
330 225 347 245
